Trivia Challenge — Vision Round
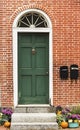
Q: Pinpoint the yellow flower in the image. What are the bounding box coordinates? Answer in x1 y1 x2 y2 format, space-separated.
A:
68 119 73 123
57 110 62 115
74 119 78 122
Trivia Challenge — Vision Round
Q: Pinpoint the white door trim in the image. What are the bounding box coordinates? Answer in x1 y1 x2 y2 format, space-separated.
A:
13 9 53 107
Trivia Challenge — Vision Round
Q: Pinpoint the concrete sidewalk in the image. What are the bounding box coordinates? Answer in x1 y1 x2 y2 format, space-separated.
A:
0 125 80 130
0 126 10 130
61 128 80 130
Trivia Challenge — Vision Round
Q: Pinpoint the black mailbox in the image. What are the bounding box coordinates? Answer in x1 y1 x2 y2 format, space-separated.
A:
60 66 68 80
70 64 79 80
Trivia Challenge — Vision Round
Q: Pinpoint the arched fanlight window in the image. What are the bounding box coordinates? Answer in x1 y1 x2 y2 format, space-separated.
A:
17 12 48 28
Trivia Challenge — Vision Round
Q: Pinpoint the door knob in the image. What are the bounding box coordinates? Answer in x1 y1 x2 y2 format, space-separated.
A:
32 48 36 55
46 72 49 74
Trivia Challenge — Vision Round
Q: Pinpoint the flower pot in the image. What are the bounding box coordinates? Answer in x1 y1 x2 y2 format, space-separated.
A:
69 122 79 128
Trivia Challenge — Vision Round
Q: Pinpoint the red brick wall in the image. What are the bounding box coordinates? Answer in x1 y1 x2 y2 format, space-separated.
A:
0 0 80 107
53 0 80 106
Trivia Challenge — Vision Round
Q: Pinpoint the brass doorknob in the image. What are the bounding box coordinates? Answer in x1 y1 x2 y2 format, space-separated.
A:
32 48 36 55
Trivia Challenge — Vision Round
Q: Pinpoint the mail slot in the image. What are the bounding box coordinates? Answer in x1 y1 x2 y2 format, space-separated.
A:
70 64 79 80
60 66 68 79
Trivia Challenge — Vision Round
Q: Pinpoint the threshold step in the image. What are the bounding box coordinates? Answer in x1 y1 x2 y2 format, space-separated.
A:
14 106 55 113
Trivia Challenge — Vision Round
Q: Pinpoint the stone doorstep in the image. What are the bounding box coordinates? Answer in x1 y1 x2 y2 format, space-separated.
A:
11 122 57 125
14 106 55 113
11 106 58 130
11 122 58 130
11 113 56 123
11 113 58 130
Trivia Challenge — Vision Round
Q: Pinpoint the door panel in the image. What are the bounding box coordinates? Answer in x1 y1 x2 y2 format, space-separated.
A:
21 48 32 68
18 33 49 104
21 75 32 96
36 47 46 68
36 76 47 96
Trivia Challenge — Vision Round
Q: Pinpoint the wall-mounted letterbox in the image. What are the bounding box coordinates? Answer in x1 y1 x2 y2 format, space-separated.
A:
70 64 79 80
60 66 68 80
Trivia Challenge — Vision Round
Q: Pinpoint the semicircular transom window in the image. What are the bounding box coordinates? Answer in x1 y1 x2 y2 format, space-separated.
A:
17 12 48 28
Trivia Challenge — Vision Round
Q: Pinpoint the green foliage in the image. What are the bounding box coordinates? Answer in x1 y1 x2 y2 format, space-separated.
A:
71 106 80 114
56 114 64 126
0 113 8 125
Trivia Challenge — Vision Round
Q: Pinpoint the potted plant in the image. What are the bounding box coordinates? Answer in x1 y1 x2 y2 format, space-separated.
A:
56 106 68 128
0 108 13 128
68 114 79 128
56 105 80 128
68 105 80 127
2 108 13 122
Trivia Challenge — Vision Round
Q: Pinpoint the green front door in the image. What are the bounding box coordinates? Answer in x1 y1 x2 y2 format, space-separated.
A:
18 33 49 104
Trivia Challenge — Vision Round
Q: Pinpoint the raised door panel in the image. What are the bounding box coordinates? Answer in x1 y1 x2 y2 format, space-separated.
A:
20 47 32 68
36 47 46 68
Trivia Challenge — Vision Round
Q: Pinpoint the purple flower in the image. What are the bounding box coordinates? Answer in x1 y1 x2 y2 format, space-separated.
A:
65 108 71 113
56 105 63 112
77 114 80 120
67 114 79 120
71 114 77 119
2 108 13 116
62 107 71 116
62 110 67 115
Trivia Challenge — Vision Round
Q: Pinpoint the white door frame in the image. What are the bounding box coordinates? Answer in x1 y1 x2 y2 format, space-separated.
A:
13 9 53 107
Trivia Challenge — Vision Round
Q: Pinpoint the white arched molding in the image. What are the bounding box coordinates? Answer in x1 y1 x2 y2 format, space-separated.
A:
13 9 53 107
